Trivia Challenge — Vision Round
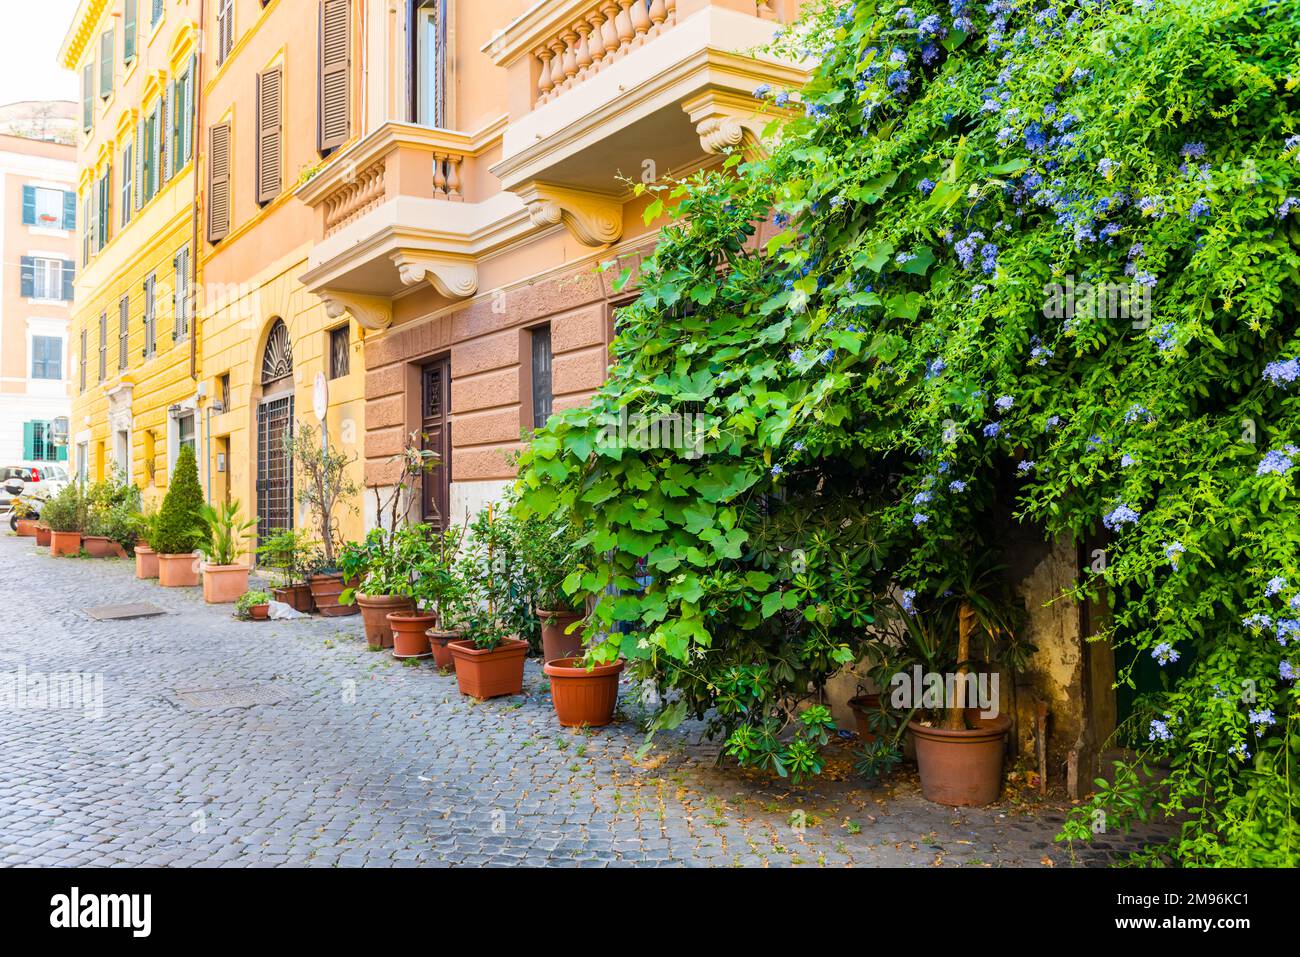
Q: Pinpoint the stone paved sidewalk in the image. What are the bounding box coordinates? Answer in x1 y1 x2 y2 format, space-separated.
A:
0 533 1160 867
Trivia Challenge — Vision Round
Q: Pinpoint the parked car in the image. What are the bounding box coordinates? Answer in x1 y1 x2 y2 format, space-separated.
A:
0 464 69 512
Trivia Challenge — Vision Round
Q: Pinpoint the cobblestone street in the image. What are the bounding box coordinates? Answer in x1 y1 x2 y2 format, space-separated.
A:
0 534 1158 867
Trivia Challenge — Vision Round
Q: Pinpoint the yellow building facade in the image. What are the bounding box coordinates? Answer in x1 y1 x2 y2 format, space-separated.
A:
60 0 199 499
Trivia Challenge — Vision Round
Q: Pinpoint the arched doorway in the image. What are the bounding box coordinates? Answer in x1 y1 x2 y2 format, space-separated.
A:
256 319 294 546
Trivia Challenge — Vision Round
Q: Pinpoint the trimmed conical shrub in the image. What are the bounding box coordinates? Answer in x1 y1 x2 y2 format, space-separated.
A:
151 444 204 555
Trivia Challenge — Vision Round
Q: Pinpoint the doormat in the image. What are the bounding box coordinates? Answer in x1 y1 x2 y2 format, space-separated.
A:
83 603 168 621
172 684 285 709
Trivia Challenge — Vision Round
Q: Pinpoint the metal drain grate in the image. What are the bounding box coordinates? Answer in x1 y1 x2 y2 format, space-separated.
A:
173 684 284 709
83 603 168 621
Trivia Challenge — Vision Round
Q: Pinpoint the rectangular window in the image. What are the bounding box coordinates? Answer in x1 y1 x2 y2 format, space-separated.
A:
173 245 190 341
217 0 234 65
171 57 195 172
119 296 130 370
31 336 62 380
177 413 196 455
23 186 67 227
142 107 158 203
413 0 448 127
79 329 87 391
143 273 156 356
530 325 553 431
121 143 133 226
26 421 59 462
82 194 91 264
152 0 163 26
124 0 137 61
25 258 66 300
218 373 230 410
329 324 350 379
99 30 114 99
98 313 107 381
97 165 112 248
82 62 93 131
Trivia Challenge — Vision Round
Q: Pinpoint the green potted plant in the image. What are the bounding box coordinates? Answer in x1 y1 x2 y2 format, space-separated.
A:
42 482 86 556
285 423 360 616
132 506 161 578
236 590 272 621
153 445 205 587
514 503 593 662
11 497 39 537
448 505 530 698
197 500 256 603
82 473 139 558
340 528 416 649
419 524 468 670
256 528 315 612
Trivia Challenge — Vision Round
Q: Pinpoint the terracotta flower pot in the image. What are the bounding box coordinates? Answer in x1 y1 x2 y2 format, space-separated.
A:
448 638 529 699
202 563 250 603
249 604 270 621
49 531 81 556
135 545 160 579
388 611 436 658
544 657 625 727
15 518 38 537
538 608 584 663
356 593 415 648
81 535 117 559
848 693 883 742
309 574 358 617
157 552 201 587
909 712 1012 807
427 628 463 670
272 583 315 613
34 524 51 546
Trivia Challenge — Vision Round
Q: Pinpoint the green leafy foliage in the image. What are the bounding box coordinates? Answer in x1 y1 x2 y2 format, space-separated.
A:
517 0 1300 864
196 499 255 566
152 445 204 555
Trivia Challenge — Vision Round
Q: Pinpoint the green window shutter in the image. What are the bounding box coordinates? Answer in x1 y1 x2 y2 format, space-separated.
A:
82 63 93 130
57 443 68 462
20 256 34 297
22 423 35 461
99 30 114 98
62 189 76 230
124 0 137 61
22 185 36 224
184 56 196 161
62 260 75 301
161 82 174 183
134 121 145 209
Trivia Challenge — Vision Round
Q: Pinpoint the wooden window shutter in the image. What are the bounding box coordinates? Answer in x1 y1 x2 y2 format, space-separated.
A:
63 189 77 230
20 257 34 298
134 121 144 209
99 30 113 98
123 0 137 61
318 0 350 152
256 68 283 204
207 122 231 243
160 82 173 184
82 63 93 131
21 185 35 224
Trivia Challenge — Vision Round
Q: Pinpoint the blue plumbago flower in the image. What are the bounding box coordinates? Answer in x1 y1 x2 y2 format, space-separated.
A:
1072 67 1091 83
774 90 791 107
1044 415 1061 431
887 68 911 92
820 349 835 365
770 464 783 477
912 513 929 526
1230 741 1251 760
1277 619 1300 646
983 422 1001 438
1187 196 1211 221
1181 141 1207 159
1164 541 1185 564
1134 271 1158 288
896 251 916 265
773 212 790 228
1292 593 1300 611
980 243 1000 275
955 231 984 269
946 479 968 494
1282 660 1297 681
1243 613 1274 631
1153 322 1177 352
1257 445 1299 477
995 394 1014 412
1152 642 1180 665
888 46 907 64
894 7 917 26
971 284 988 302
1102 503 1141 530
926 358 947 379
1097 157 1118 179
790 348 805 364
1263 357 1299 388
918 178 935 195
1249 708 1276 728
752 84 772 99
1137 195 1165 218
1277 197 1299 219
793 440 805 452
1266 576 1288 597
1285 134 1300 155
1017 460 1035 474
1087 434 1105 447
1124 403 1151 424
913 490 932 506
937 461 950 474
918 13 944 38
1024 122 1048 152
1121 452 1137 468
1149 718 1173 742
900 589 919 617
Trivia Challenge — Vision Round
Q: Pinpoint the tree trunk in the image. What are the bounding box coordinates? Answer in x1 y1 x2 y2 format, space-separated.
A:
946 600 975 730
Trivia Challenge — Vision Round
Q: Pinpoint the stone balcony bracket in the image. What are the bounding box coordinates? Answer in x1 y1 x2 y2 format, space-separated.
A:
391 251 480 299
319 291 395 332
518 182 623 247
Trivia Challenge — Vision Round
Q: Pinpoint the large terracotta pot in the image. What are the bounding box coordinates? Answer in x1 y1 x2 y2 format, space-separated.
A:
82 535 118 559
909 712 1012 807
356 593 415 648
388 611 436 658
427 628 463 670
538 608 584 663
135 545 160 579
273 583 314 613
157 552 201 587
203 563 250 604
34 524 51 546
15 518 38 537
544 657 625 727
309 574 358 617
448 638 529 699
49 531 81 557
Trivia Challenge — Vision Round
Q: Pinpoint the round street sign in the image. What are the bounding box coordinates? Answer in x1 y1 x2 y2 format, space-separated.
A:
313 371 329 422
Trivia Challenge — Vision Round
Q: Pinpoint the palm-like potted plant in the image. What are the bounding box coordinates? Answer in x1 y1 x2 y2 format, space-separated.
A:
43 482 86 556
448 505 530 698
197 500 256 603
132 507 161 578
256 528 315 612
286 422 360 616
153 445 205 587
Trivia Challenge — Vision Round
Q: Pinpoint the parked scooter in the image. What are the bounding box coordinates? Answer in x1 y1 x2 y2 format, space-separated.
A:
2 477 46 531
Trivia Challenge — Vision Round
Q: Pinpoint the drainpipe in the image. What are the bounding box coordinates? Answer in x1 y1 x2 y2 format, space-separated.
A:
190 0 207 383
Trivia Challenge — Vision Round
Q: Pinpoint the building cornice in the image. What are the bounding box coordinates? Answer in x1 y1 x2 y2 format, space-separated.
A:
59 0 110 70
